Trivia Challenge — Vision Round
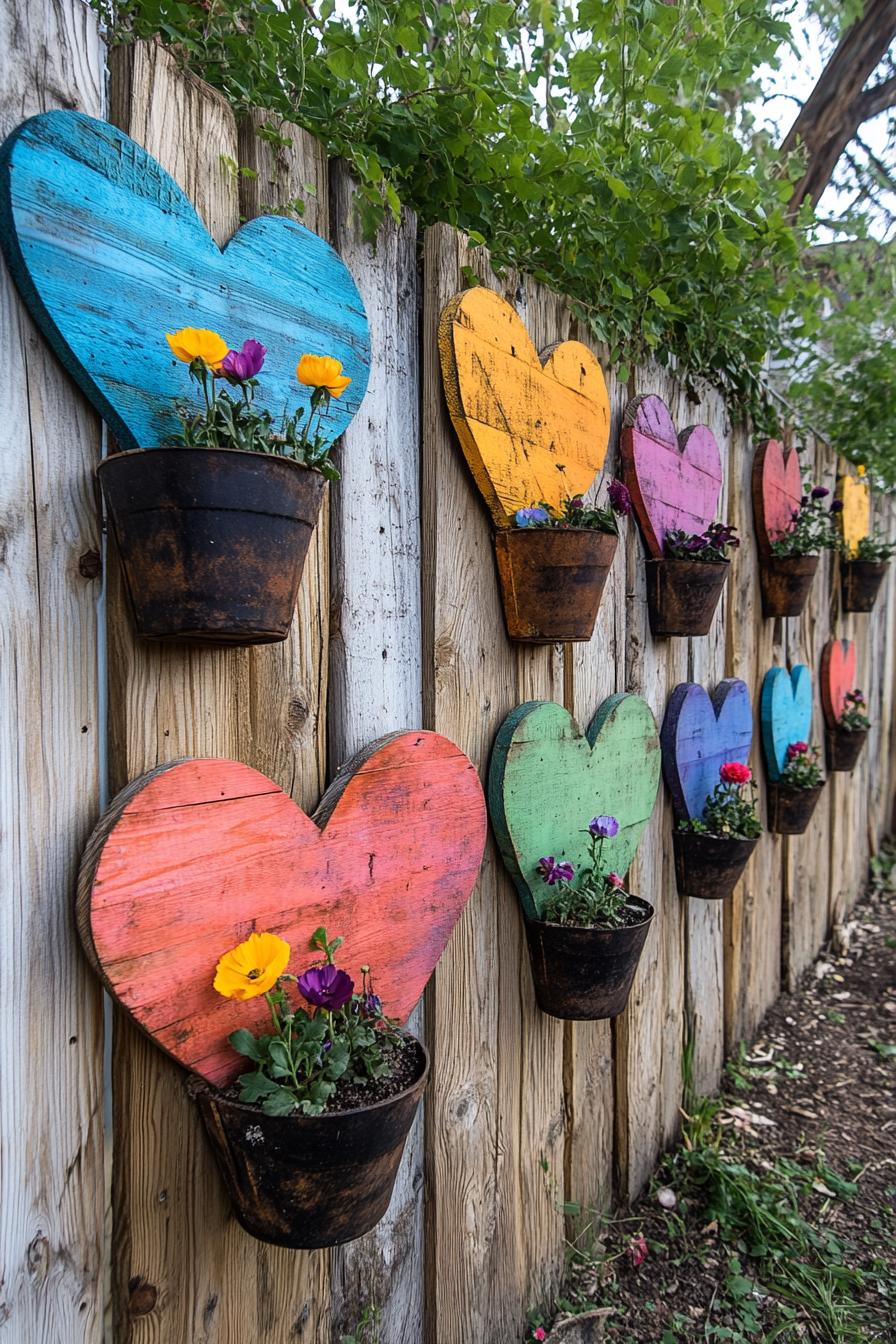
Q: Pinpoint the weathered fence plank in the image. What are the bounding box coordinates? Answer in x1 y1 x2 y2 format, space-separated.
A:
0 2 105 1341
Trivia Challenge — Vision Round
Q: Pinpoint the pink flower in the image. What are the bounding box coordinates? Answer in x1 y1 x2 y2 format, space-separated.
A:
720 761 751 785
607 872 625 889
533 1330 547 1342
628 1231 648 1268
786 740 809 760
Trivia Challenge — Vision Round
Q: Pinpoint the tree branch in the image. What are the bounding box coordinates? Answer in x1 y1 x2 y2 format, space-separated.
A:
857 71 896 119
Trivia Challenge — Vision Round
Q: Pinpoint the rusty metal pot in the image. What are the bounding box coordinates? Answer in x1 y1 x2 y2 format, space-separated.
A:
644 558 728 637
825 726 868 773
672 830 758 900
190 1035 428 1249
523 896 654 1020
493 527 618 643
766 781 825 835
97 446 326 644
757 553 819 618
840 560 888 613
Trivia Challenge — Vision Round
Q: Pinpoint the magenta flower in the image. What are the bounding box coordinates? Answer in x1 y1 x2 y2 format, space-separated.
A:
221 338 267 381
537 856 574 885
786 741 809 759
589 815 619 838
628 1231 648 1268
608 479 632 516
297 963 354 1010
607 872 625 889
811 485 829 499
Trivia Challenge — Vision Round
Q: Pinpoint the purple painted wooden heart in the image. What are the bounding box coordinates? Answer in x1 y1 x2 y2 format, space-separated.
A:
621 394 723 557
660 680 754 820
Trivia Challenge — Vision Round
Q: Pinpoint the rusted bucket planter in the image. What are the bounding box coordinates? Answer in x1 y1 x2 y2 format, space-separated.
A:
766 782 825 835
825 726 869 773
644 558 728 637
758 554 819 618
97 447 326 645
190 1036 429 1249
493 528 618 643
673 831 758 900
523 897 654 1020
841 560 888 613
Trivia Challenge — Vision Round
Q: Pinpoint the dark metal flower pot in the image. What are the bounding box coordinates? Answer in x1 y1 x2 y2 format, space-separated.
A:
841 560 888 613
523 897 654 1020
644 558 728 637
757 553 819 618
493 528 618 643
825 726 868 773
766 781 825 835
97 446 326 645
672 830 758 900
190 1035 429 1249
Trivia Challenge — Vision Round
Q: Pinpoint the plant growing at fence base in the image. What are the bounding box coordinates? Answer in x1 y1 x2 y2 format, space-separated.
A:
537 815 640 928
679 762 762 840
780 740 824 789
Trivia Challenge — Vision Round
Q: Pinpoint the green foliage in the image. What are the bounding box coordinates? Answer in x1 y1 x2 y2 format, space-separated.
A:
770 479 841 556
838 690 870 732
780 741 824 788
680 775 763 840
539 827 635 929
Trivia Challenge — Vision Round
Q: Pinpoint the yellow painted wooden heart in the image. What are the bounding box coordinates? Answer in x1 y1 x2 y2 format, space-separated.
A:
439 287 610 525
836 473 870 556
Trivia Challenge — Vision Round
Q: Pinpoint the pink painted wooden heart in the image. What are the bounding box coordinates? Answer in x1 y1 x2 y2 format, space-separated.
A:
821 639 857 727
77 733 487 1085
621 394 723 557
753 439 801 554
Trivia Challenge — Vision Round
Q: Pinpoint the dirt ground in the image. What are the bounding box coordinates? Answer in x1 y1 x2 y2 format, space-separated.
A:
538 852 896 1343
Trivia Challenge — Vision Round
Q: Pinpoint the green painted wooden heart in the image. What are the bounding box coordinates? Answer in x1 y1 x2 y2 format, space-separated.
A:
488 695 661 918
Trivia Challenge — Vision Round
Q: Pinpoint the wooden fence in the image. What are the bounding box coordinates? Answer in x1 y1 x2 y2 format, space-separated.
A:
2 7 895 1342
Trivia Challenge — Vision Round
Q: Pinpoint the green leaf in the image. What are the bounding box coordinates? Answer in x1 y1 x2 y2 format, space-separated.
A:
237 1071 279 1103
228 1028 263 1061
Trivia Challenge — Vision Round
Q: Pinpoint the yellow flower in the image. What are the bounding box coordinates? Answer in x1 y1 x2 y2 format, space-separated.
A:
213 932 290 1000
296 353 352 398
166 327 229 371
857 464 866 477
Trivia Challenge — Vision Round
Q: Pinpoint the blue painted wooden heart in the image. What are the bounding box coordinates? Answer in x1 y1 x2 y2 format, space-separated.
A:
760 666 812 781
661 680 753 820
0 111 370 449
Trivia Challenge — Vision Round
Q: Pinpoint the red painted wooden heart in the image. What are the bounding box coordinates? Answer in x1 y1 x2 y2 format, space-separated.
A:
821 639 857 727
752 439 801 554
77 733 486 1085
620 394 723 557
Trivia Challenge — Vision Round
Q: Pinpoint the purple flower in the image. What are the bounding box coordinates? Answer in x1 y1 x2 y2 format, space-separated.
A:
568 495 584 511
220 338 267 381
608 479 632 516
800 495 809 507
830 499 844 514
589 815 619 838
537 856 575 885
360 992 382 1018
515 506 551 528
811 485 829 499
297 963 355 1010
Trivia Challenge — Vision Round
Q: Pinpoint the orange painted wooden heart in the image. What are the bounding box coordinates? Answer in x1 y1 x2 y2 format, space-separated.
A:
77 733 487 1085
821 638 857 727
439 286 610 525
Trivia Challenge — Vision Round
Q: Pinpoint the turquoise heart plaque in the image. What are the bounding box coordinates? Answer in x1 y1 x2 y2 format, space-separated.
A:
760 666 813 780
488 696 661 919
0 111 370 449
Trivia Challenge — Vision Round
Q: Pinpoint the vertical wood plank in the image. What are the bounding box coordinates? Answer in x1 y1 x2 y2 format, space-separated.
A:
107 43 328 1344
0 2 105 1340
327 161 425 1344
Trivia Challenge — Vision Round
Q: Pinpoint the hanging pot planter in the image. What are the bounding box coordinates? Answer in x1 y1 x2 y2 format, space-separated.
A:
189 1035 428 1249
493 528 618 643
825 726 868 773
840 559 887 613
757 553 819 618
523 897 654 1020
672 831 758 901
644 557 729 636
98 447 326 644
766 781 825 835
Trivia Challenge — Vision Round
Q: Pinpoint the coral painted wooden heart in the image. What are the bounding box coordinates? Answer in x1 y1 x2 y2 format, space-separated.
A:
439 286 610 525
620 394 723 556
752 439 802 555
836 474 871 556
77 733 486 1086
0 110 370 449
661 680 753 820
821 639 857 727
488 696 661 919
760 666 813 780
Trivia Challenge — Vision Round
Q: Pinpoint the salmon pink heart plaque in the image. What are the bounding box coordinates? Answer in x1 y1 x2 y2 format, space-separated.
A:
821 639 858 727
77 733 486 1086
752 439 802 555
621 394 723 556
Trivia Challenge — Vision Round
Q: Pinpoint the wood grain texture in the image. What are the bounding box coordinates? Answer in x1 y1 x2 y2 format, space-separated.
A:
489 697 661 919
105 44 331 1344
0 4 105 1341
836 473 871 556
620 393 723 556
760 666 813 781
752 438 802 554
821 638 858 727
438 285 610 524
0 109 370 450
423 223 566 1343
660 680 753 821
